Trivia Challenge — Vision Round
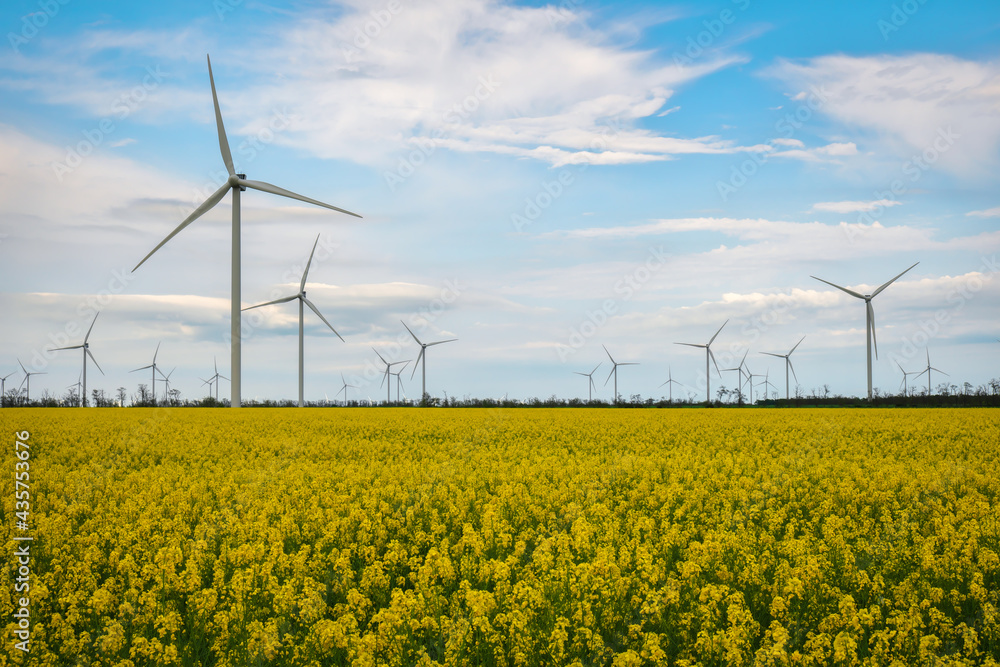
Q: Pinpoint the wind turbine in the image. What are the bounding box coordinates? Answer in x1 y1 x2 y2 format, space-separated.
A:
391 362 409 403
675 319 728 403
17 359 46 403
602 345 637 405
761 336 805 400
760 368 778 401
1 371 17 408
162 368 176 403
744 364 764 404
402 321 457 404
243 235 344 407
67 374 83 407
720 349 749 404
372 348 409 404
573 363 601 402
896 361 919 396
337 372 358 405
811 263 918 400
658 366 683 403
203 357 229 401
916 349 948 396
131 55 361 408
131 342 165 405
50 312 103 407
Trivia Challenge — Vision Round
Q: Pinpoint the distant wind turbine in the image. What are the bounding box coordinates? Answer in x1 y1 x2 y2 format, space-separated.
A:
131 55 361 408
658 366 683 403
372 348 409 404
1 371 17 408
573 363 601 402
675 319 728 403
202 357 229 401
131 342 165 405
811 263 918 400
67 374 82 406
402 321 457 403
721 349 749 404
761 336 805 400
916 349 948 396
50 312 103 407
17 359 46 403
244 235 344 407
391 362 409 403
337 372 358 405
896 361 919 396
603 345 637 405
760 368 778 401
162 368 176 402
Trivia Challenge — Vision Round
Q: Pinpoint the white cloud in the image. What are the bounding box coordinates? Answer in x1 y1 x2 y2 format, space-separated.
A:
770 141 858 162
811 199 902 214
967 206 1000 218
769 53 1000 176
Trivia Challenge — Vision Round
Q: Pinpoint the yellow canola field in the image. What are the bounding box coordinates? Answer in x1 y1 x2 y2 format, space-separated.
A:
1 408 999 666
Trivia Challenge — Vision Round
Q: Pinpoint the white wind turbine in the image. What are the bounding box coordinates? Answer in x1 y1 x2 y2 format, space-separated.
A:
67 374 82 406
603 345 637 405
675 319 728 403
896 361 919 396
721 349 749 404
202 357 229 402
402 321 457 404
132 55 361 408
916 349 948 396
17 359 46 403
372 348 409 404
658 366 683 403
760 368 778 401
811 263 918 400
573 363 601 402
243 235 344 407
161 368 176 403
50 312 103 407
131 342 165 405
761 336 805 400
391 362 410 403
1 371 17 408
337 372 358 406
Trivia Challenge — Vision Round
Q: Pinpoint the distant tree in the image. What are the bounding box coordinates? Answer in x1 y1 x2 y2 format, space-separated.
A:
116 387 127 407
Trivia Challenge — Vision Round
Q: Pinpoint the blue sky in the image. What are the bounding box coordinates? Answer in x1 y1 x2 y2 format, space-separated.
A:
1 0 998 403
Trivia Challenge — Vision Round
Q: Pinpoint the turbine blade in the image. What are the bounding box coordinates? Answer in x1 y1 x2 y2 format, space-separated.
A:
709 348 721 376
426 339 457 347
239 179 361 218
372 347 388 364
207 54 235 177
872 261 919 297
811 276 865 300
130 365 153 373
931 367 949 376
133 183 230 271
401 320 422 345
760 352 783 359
301 234 321 292
604 366 615 386
303 297 344 341
84 312 99 344
789 335 806 355
674 342 705 349
87 349 104 375
242 294 298 311
787 358 798 384
50 344 84 351
573 372 587 376
410 348 424 380
218 374 229 382
153 341 160 364
708 319 729 346
380 370 388 389
590 363 601 375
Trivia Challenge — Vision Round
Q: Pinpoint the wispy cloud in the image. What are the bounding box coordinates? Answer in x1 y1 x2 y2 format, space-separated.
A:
967 206 1000 218
811 199 902 214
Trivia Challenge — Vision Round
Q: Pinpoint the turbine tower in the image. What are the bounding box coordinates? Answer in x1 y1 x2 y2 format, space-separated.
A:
401 321 457 404
721 349 749 404
50 312 103 407
811 263 918 400
17 359 46 403
658 366 683 403
603 345 637 405
132 55 361 408
573 363 601 402
675 319 728 403
1 371 17 408
131 342 165 405
916 349 948 396
202 357 229 402
896 361 919 396
391 362 409 403
761 336 805 400
243 235 344 407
